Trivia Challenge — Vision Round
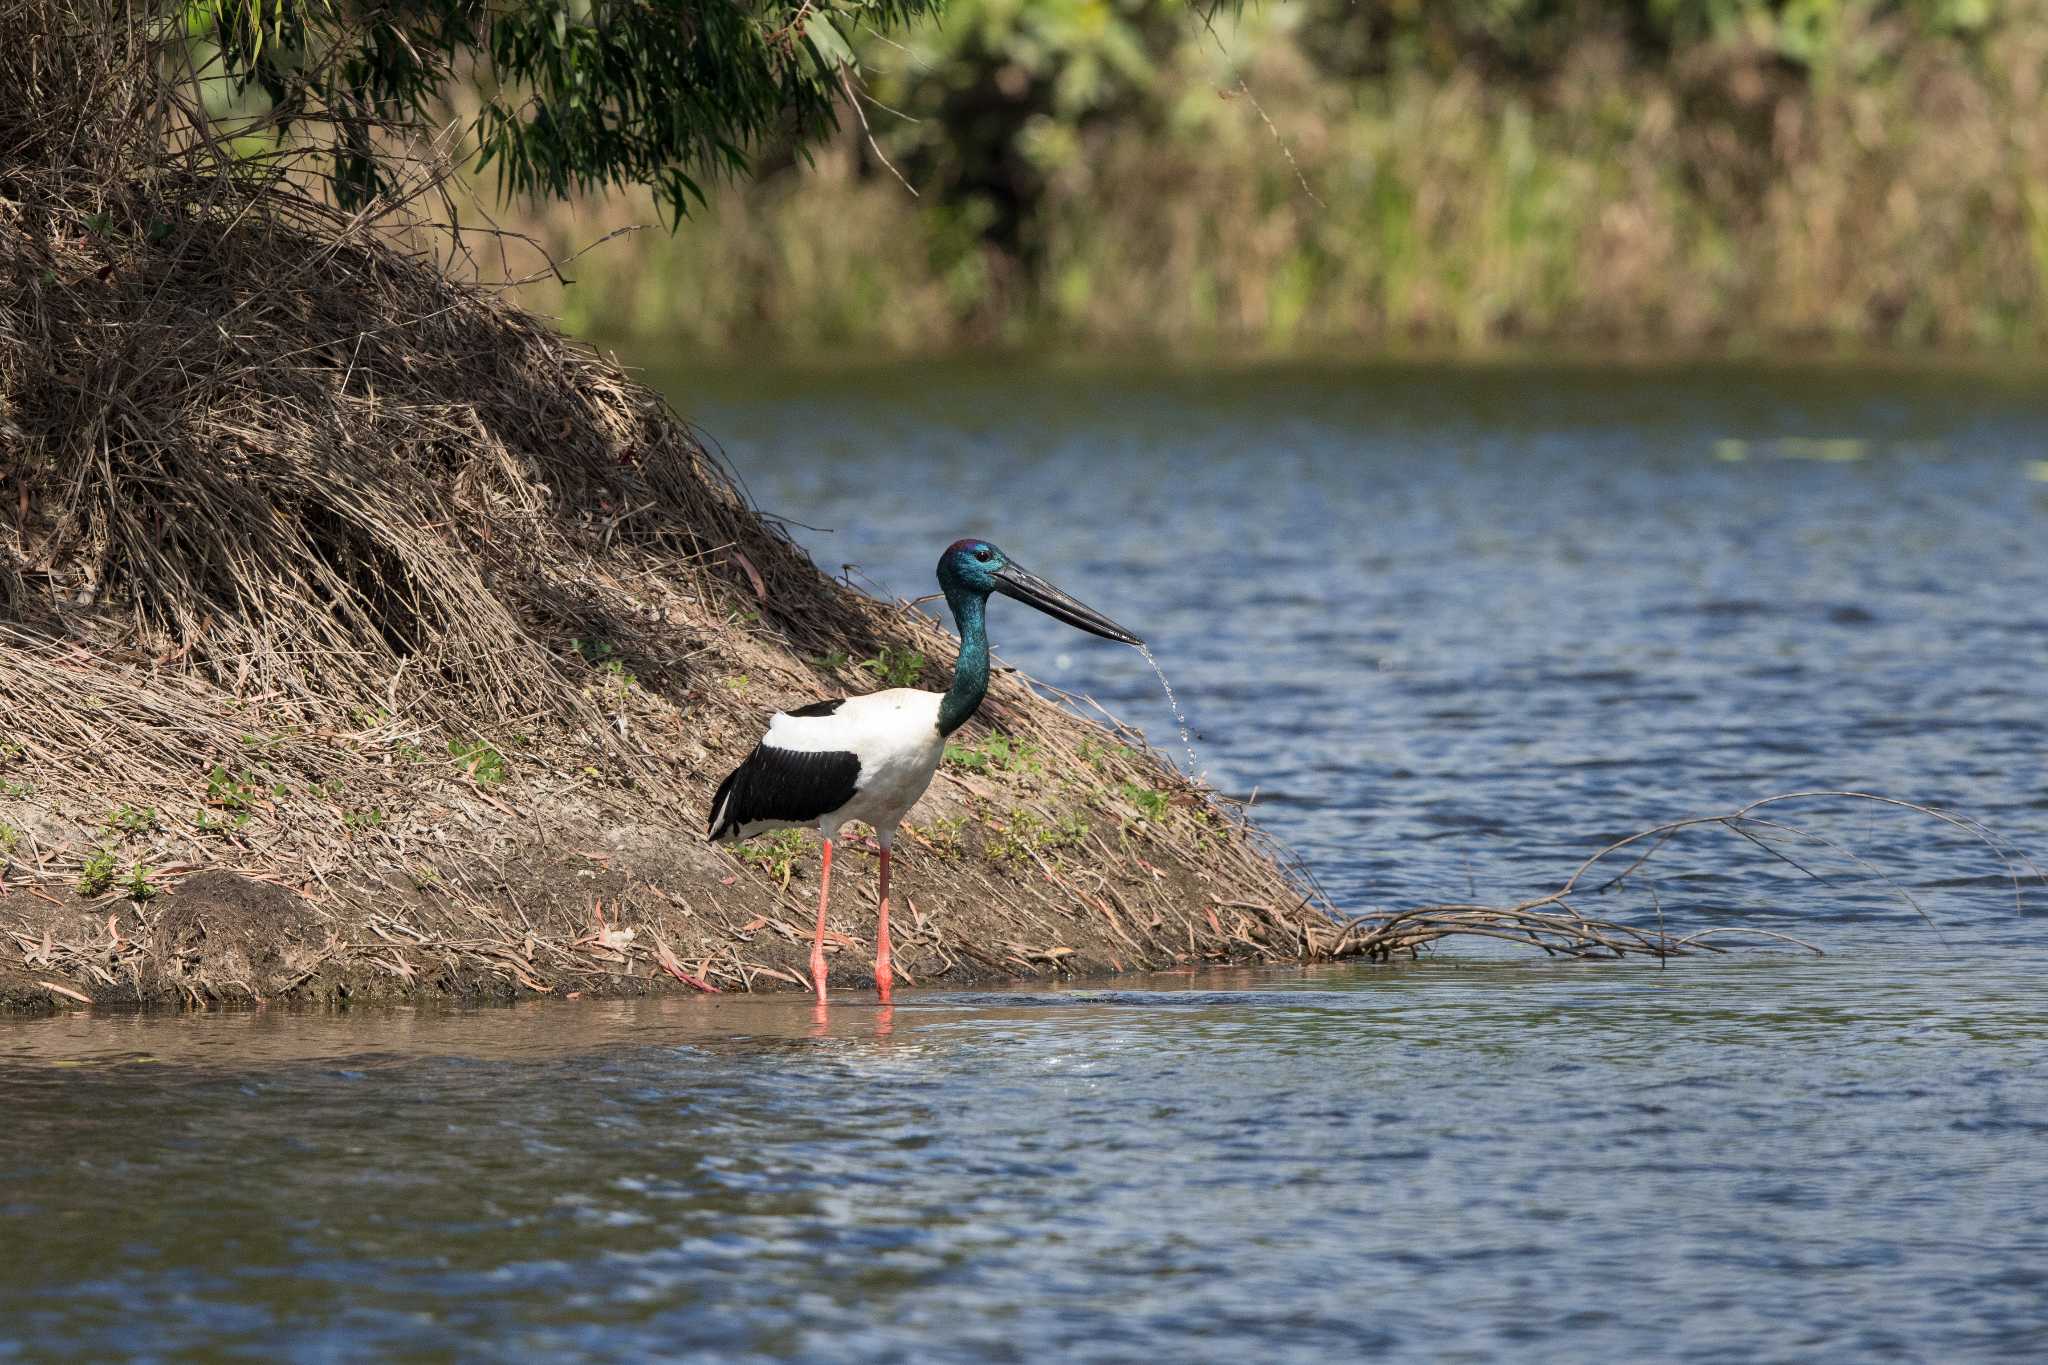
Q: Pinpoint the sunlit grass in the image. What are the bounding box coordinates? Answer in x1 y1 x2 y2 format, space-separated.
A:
501 7 2048 356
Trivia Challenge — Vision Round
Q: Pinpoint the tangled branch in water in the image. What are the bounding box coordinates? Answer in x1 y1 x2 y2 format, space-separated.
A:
1314 791 2045 963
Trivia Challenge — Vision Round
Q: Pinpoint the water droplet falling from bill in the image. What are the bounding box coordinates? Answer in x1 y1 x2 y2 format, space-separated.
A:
1136 642 1203 778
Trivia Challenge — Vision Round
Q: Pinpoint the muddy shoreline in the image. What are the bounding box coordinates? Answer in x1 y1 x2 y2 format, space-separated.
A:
0 814 1333 1015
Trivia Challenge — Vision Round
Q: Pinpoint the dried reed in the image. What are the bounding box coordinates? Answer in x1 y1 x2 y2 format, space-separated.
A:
1322 791 2043 963
0 2 1331 1009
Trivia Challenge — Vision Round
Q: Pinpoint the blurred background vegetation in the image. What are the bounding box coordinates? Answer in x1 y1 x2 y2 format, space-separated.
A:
473 1 2044 355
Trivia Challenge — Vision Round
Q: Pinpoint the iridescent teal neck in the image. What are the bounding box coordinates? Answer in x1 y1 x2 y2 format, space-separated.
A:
937 588 990 736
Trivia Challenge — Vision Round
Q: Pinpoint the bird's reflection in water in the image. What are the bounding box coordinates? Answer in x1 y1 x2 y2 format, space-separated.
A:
807 999 894 1039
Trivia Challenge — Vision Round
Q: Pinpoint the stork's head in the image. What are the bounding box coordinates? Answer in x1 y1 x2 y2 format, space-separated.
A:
938 539 1143 646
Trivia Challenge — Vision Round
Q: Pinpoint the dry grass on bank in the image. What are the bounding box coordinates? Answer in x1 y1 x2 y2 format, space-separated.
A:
0 1 1349 1010
0 149 1329 1008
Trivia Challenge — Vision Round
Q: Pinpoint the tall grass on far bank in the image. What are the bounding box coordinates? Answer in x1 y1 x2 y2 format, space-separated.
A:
500 2 2048 355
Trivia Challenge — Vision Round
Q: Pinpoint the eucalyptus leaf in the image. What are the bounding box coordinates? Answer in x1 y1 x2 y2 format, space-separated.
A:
190 0 948 223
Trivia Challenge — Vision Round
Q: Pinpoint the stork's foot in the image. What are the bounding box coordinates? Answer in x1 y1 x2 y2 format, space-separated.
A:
809 948 829 1005
874 950 893 1004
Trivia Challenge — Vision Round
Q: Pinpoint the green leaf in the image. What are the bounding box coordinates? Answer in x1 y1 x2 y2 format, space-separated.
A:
803 16 858 70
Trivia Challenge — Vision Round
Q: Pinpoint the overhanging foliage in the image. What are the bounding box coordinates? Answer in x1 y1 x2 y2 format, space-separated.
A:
191 0 947 218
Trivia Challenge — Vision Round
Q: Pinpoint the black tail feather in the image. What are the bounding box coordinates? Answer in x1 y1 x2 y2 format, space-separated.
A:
707 743 861 841
707 764 742 841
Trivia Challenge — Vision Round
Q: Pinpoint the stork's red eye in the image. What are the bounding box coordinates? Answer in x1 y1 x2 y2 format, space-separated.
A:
974 547 993 562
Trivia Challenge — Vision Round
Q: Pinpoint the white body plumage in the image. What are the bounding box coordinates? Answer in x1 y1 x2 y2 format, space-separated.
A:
708 688 946 843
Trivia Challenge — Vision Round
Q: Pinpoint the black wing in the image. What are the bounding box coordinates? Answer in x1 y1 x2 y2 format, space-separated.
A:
707 742 861 841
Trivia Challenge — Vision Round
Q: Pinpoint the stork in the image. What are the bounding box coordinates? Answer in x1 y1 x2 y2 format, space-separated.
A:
708 540 1143 1004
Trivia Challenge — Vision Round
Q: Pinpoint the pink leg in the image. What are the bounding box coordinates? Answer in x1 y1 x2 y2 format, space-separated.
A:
810 836 834 1005
874 842 894 1003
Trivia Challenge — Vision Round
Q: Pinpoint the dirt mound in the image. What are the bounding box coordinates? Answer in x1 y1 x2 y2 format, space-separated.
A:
143 872 329 1002
0 2 1327 1011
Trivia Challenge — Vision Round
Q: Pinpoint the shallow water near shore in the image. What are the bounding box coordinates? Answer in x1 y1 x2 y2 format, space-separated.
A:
6 358 2048 1358
3 958 2046 1360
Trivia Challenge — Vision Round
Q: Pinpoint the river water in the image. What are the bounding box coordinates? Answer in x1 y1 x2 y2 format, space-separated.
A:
4 359 2046 1359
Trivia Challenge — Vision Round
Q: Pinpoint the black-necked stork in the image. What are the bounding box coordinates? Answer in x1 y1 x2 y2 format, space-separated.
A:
708 539 1142 1004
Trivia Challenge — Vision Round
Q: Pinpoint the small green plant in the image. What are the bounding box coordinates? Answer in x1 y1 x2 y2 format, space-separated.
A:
0 822 19 855
0 738 24 763
393 740 429 765
1077 738 1135 771
916 813 966 856
448 740 507 785
859 646 925 689
986 809 1092 863
574 639 639 692
734 828 808 884
448 739 508 784
108 805 158 837
592 659 638 700
1 780 33 799
945 732 1044 774
192 808 251 837
725 674 750 691
121 862 159 902
342 808 387 833
811 650 850 670
206 765 277 811
77 847 119 897
1120 782 1170 820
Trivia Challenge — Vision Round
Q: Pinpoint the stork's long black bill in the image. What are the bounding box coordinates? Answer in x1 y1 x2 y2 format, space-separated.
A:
993 563 1144 645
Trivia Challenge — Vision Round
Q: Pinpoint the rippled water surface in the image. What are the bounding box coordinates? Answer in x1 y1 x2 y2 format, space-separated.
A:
5 360 2047 1359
